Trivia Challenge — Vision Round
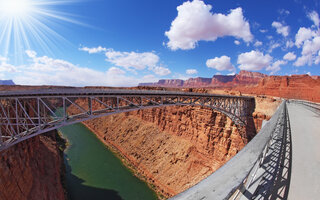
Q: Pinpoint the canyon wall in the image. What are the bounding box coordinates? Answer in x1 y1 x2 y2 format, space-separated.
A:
139 70 267 88
69 104 252 198
139 71 320 103
237 75 320 102
0 132 66 200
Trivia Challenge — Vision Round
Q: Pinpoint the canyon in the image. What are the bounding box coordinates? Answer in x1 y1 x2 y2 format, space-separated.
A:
0 70 315 200
139 70 267 88
140 71 320 103
236 74 320 102
67 95 280 198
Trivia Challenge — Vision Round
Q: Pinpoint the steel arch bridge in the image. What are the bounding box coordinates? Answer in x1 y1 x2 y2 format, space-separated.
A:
0 89 255 151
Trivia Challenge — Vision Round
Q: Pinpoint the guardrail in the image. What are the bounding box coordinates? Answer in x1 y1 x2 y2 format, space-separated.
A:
0 89 255 152
170 101 287 200
289 99 320 110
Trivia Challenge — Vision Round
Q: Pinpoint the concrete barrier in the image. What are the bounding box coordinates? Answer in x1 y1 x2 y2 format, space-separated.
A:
170 101 287 200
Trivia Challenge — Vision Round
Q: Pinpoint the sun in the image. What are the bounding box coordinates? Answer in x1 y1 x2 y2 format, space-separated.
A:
0 0 33 16
0 0 83 64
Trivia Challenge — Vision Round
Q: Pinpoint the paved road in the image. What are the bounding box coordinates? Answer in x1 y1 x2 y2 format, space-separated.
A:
287 102 320 200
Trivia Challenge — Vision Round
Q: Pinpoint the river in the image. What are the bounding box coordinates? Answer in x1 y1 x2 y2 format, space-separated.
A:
59 123 158 200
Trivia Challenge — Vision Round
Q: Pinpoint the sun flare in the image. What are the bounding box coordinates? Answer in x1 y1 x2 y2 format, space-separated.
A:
0 0 33 16
0 0 82 63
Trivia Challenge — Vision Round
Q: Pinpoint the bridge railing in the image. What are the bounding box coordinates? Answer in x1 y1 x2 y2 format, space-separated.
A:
288 99 320 110
0 89 255 152
169 101 287 200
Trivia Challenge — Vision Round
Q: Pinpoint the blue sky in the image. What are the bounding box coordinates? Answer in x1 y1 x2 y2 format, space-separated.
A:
0 0 319 86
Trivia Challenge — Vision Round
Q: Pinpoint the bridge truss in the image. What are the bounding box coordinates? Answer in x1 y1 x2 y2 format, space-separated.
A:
0 89 255 151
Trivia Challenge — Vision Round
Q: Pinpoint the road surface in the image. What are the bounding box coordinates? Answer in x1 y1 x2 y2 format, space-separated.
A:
287 102 320 200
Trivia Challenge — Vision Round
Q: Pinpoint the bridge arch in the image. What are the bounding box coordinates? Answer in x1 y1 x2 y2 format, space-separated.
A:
0 89 255 151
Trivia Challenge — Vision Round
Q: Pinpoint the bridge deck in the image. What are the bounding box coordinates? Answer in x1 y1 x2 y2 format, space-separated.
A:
287 103 320 200
0 88 253 99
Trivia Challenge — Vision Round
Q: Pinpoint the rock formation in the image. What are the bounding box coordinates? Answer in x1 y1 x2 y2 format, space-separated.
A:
237 74 320 102
68 102 256 198
0 80 15 85
139 70 267 88
0 132 66 200
139 71 320 103
0 82 294 199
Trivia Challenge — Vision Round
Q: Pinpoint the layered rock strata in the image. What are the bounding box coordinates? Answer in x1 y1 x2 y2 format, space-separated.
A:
69 104 251 198
139 70 267 88
242 75 320 102
0 132 66 200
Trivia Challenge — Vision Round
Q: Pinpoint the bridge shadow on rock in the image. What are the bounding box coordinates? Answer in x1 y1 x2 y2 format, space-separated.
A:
64 158 123 200
242 106 292 200
238 104 292 200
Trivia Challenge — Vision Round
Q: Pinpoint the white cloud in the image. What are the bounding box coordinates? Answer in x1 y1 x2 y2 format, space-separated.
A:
142 74 158 82
286 40 294 48
165 0 253 50
295 27 316 47
107 67 126 75
79 46 107 54
12 51 161 87
254 41 263 47
266 60 287 74
206 55 235 71
294 13 320 67
268 42 280 53
272 21 289 37
294 54 313 66
0 56 7 63
308 11 320 28
267 35 273 40
26 50 37 58
307 72 311 76
283 52 297 61
315 51 320 64
234 40 240 45
294 36 320 66
301 36 320 55
103 49 171 76
279 9 290 16
186 69 198 75
0 56 18 73
237 50 272 71
26 50 75 72
260 29 268 33
151 66 171 76
105 49 159 71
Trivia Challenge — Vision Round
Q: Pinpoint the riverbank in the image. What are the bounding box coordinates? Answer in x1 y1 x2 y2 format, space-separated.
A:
58 122 158 200
82 123 168 199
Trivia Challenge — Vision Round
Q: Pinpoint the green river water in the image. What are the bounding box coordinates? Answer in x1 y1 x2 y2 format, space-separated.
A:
59 123 158 200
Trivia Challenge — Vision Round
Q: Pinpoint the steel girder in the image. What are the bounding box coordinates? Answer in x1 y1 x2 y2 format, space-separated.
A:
0 89 255 151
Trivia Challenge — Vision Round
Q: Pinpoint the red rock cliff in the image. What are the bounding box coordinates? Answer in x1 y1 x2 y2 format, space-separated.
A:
139 71 320 103
139 70 266 88
238 74 320 102
68 103 251 198
0 132 66 200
